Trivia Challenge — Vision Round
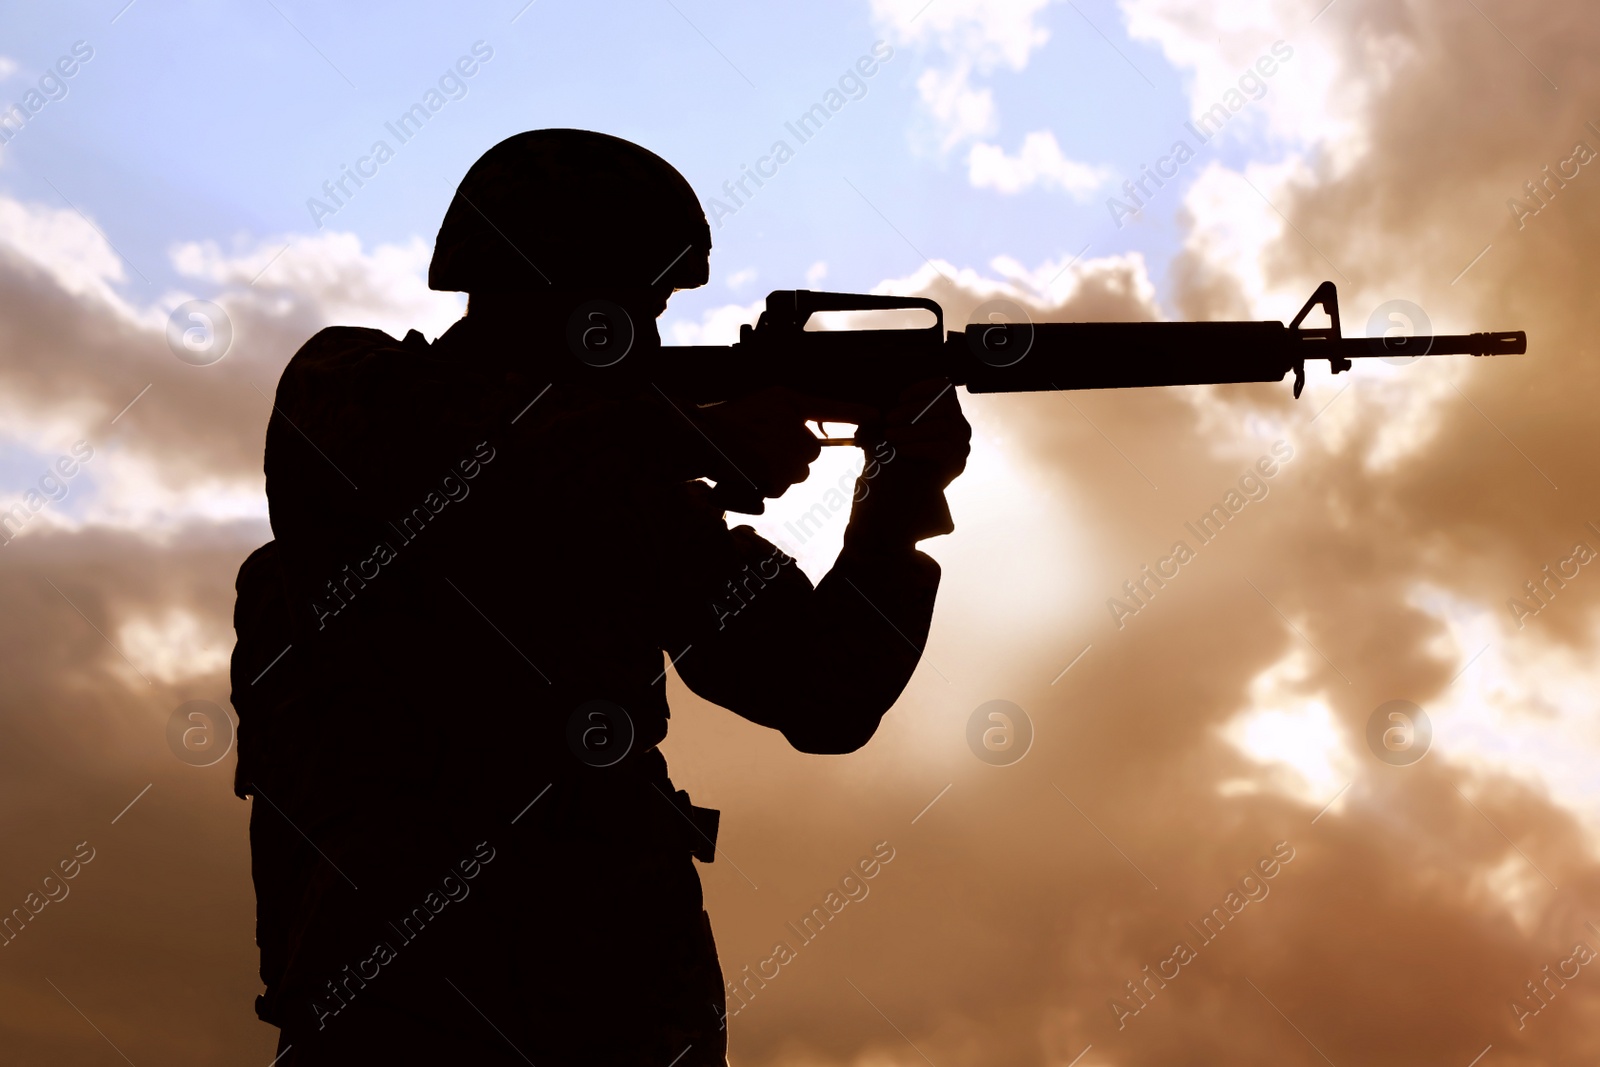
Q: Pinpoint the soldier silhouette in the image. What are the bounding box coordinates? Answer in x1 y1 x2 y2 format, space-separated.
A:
232 129 969 1065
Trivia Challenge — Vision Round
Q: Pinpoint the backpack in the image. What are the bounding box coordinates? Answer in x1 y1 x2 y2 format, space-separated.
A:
230 540 312 1027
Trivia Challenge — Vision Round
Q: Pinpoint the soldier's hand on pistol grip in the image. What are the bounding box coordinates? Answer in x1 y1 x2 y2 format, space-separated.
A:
847 378 971 551
860 378 970 489
693 387 878 506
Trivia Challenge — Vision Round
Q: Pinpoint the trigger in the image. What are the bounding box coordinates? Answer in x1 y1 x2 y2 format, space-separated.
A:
811 420 859 447
1292 361 1306 399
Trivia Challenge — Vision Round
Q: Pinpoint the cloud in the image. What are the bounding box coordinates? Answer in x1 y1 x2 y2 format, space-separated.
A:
0 518 275 1061
0 203 470 1057
664 294 766 346
169 231 463 342
676 3 1600 1062
0 196 464 534
873 0 1055 150
1120 0 1363 158
873 0 1053 70
0 195 138 313
8 1 1600 1057
0 56 16 81
968 130 1113 197
914 60 999 149
684 255 1600 1067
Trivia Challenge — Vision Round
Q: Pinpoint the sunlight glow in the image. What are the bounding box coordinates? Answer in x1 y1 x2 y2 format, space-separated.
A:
1221 648 1359 808
118 609 233 685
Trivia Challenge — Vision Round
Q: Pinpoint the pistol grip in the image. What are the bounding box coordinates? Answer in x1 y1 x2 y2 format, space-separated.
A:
708 481 766 516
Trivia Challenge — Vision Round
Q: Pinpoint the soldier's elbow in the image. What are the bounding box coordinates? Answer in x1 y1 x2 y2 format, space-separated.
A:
782 706 886 755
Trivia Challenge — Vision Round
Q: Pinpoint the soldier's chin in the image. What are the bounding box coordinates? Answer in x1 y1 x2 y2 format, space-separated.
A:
623 283 674 320
470 284 674 322
560 284 674 320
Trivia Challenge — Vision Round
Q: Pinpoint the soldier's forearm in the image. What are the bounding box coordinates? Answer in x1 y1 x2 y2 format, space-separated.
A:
840 463 955 557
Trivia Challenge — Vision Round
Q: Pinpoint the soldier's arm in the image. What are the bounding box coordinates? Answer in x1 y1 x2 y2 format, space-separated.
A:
263 326 730 646
667 512 941 754
668 381 968 754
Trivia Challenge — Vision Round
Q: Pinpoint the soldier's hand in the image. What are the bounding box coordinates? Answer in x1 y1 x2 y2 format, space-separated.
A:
864 378 970 490
693 388 877 500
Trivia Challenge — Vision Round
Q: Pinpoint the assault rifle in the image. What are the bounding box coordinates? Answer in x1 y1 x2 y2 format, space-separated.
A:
641 280 1526 513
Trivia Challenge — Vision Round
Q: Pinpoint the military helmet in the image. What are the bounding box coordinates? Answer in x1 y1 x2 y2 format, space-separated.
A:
429 129 710 293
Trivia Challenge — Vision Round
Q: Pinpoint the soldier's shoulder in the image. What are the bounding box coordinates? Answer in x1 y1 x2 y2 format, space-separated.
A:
288 325 430 369
276 327 443 403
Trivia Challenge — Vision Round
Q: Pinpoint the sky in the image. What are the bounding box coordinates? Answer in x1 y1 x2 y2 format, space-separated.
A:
1 0 1598 1063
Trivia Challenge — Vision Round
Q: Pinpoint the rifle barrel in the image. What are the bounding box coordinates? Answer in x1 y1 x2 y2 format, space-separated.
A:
951 322 1527 395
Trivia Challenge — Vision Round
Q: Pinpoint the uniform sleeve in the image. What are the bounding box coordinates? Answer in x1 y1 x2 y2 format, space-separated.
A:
658 483 941 754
